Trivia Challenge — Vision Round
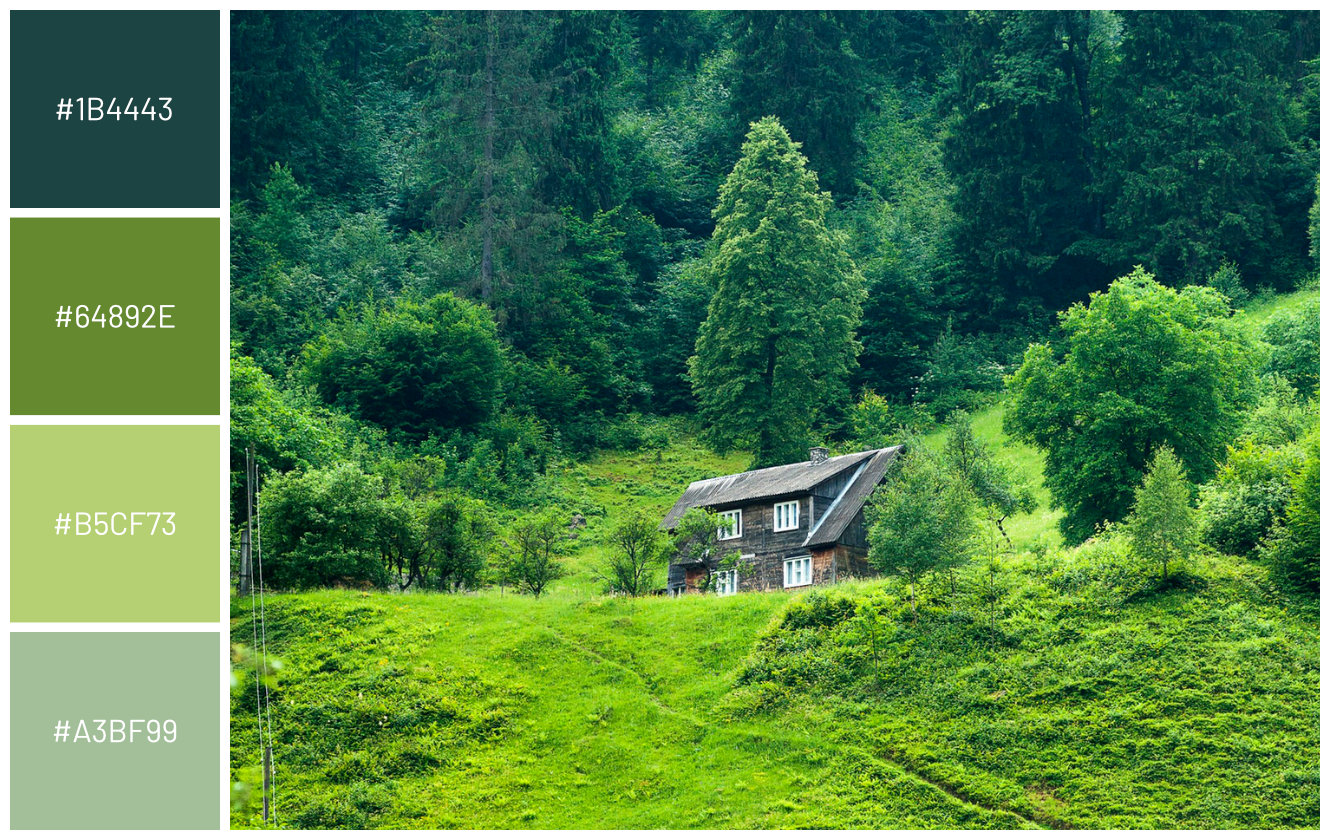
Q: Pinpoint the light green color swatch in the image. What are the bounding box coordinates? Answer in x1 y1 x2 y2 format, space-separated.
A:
11 425 220 621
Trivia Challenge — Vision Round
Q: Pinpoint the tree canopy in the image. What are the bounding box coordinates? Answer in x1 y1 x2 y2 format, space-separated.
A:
298 293 505 439
689 116 864 467
1005 268 1260 541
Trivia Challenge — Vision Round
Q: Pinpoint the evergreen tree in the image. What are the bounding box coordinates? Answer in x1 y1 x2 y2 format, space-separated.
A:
726 12 878 199
689 118 864 467
942 11 1113 322
1101 11 1315 287
1127 445 1198 579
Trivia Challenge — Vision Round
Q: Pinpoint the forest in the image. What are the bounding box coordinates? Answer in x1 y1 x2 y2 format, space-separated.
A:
231 10 1317 582
229 11 1319 829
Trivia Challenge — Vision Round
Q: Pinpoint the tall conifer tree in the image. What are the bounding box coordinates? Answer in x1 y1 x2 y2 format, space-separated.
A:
689 117 864 467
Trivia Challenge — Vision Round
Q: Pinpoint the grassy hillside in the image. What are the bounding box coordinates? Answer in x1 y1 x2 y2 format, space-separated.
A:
233 545 1318 828
232 426 1319 828
232 588 1031 829
232 289 1319 829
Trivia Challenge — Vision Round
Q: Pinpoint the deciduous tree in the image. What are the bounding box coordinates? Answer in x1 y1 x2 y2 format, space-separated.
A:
599 510 668 596
866 446 977 621
1005 268 1259 541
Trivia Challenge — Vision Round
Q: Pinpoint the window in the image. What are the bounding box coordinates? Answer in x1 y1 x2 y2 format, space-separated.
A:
784 556 812 588
717 509 742 540
773 500 800 532
715 568 738 596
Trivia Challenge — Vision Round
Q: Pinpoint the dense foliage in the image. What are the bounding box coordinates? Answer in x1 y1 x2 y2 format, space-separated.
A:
689 117 864 466
231 10 1317 447
228 10 1317 597
1005 269 1260 541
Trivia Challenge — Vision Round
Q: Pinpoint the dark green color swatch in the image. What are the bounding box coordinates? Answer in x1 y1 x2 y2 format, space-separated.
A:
10 11 220 208
11 218 220 415
11 425 220 622
11 632 221 829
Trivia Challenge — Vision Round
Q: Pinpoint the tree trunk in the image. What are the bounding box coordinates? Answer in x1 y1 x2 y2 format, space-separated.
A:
479 11 497 302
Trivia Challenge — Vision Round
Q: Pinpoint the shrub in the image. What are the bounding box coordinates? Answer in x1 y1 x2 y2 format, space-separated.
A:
1199 480 1291 557
1260 299 1319 398
260 464 394 589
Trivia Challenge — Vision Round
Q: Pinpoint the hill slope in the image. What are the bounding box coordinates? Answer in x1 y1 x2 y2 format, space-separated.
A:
232 547 1317 828
232 290 1319 829
232 589 1036 828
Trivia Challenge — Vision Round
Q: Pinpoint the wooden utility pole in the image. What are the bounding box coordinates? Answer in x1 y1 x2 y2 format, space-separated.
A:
240 448 259 595
262 744 272 823
238 523 252 596
239 448 255 596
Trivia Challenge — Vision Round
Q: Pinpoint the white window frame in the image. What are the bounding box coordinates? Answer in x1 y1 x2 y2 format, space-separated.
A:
715 568 738 596
773 500 800 532
783 556 812 588
717 509 742 540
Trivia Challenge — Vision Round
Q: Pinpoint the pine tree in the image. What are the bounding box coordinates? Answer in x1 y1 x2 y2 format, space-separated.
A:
689 117 864 467
726 12 877 199
942 11 1110 322
1102 11 1314 287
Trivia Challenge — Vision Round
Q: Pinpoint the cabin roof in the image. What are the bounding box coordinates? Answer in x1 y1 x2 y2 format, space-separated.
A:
803 445 900 547
660 446 901 546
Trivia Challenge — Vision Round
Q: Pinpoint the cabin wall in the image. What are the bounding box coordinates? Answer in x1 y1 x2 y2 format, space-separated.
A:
714 495 816 560
839 509 870 549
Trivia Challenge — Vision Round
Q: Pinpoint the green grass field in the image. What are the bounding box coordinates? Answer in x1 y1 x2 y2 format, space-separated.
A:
231 289 1319 829
232 545 1318 828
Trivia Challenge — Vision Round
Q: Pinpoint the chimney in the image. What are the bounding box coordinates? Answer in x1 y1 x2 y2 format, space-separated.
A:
809 446 829 465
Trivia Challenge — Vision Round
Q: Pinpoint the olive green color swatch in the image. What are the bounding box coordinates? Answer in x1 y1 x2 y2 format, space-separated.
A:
11 425 220 622
10 632 221 829
10 218 220 415
10 11 220 209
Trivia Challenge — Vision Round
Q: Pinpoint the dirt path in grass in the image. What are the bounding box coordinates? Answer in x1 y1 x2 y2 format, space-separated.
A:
878 746 1069 830
538 624 707 727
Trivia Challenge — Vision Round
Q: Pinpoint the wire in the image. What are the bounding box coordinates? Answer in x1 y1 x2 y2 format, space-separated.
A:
254 452 277 824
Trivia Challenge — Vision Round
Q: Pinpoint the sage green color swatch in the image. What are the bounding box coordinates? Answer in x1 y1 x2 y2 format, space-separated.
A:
10 218 220 415
11 632 221 829
11 425 220 622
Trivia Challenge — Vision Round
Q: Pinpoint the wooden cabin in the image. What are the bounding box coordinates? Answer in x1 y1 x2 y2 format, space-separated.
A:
660 446 901 595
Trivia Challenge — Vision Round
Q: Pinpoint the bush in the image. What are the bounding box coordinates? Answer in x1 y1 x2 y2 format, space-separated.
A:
1199 480 1291 557
781 590 858 631
1206 260 1249 308
260 464 394 589
1259 440 1319 594
299 293 505 438
1260 299 1318 398
1241 375 1317 446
